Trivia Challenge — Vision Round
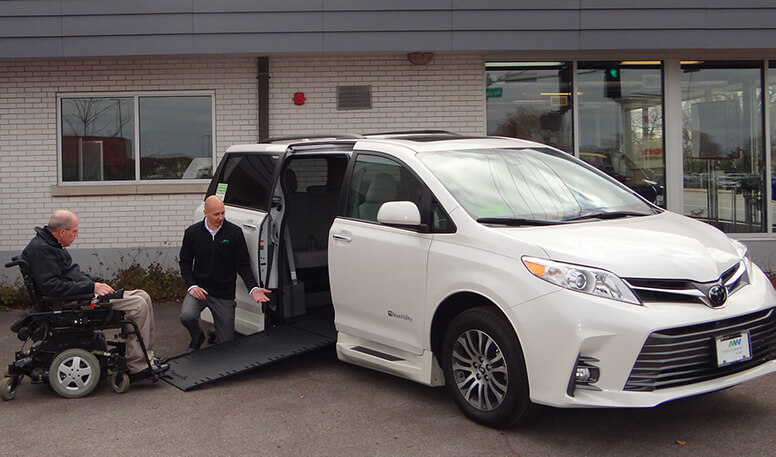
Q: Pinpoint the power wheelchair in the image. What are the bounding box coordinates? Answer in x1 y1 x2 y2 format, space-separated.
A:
2 256 165 400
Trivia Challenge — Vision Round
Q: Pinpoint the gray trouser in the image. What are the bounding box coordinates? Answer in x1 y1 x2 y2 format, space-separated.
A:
110 289 155 373
179 294 237 345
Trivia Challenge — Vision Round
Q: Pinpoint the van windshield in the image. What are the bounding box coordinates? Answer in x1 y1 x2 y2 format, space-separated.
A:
418 147 656 223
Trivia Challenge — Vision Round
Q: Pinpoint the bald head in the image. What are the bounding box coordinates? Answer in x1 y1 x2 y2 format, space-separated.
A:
203 195 226 231
48 210 77 232
48 209 79 247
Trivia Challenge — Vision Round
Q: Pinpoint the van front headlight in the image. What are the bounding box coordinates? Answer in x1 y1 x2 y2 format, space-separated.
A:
522 256 641 305
732 239 752 273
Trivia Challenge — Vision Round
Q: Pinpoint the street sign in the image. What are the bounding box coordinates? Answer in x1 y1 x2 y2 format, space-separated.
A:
486 87 503 98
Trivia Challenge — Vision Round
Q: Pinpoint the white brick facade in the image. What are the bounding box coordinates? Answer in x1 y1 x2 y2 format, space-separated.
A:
0 53 485 256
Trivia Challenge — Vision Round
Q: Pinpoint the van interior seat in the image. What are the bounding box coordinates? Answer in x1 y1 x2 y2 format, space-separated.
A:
358 173 397 221
285 182 339 270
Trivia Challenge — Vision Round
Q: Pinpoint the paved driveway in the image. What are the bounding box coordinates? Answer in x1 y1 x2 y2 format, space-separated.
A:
1 303 775 457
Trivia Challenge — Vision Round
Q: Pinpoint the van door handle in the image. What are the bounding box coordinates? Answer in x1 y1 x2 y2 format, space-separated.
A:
332 233 352 242
243 223 257 231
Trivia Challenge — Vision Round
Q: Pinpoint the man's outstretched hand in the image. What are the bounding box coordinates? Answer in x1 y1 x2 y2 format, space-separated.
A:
251 288 272 303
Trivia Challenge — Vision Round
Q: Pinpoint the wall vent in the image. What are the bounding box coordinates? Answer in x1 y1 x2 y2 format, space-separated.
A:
337 85 372 110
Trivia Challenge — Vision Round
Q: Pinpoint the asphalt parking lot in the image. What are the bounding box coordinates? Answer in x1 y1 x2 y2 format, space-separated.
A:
1 302 775 457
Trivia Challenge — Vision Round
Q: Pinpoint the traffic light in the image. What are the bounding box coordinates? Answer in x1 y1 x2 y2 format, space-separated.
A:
604 67 621 99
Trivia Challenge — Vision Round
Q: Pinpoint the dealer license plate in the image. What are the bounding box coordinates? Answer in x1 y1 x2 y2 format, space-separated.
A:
715 331 752 367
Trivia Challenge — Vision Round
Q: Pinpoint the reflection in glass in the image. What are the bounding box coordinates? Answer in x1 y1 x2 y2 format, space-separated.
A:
139 96 213 180
61 98 135 181
577 63 665 207
768 63 776 231
419 148 653 222
486 63 573 152
682 63 765 233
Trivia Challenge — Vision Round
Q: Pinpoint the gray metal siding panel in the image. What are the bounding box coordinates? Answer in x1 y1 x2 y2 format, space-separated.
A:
325 0 451 12
193 0 323 13
2 2 776 58
0 37 61 57
324 31 452 52
62 35 195 56
193 12 322 34
453 30 580 51
194 33 325 53
324 11 451 31
61 14 194 36
60 0 194 15
0 16 61 37
0 0 61 16
452 10 580 30
580 9 707 29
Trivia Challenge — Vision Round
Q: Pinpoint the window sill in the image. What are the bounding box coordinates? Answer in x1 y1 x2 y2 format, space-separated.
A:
50 182 209 197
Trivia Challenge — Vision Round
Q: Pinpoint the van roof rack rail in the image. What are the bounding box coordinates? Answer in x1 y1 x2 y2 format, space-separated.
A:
364 130 456 136
258 133 363 143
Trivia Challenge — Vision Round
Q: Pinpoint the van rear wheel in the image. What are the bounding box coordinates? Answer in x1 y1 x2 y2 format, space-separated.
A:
441 307 534 428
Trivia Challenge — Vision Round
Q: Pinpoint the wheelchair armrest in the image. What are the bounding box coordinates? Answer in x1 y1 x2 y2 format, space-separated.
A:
40 293 95 303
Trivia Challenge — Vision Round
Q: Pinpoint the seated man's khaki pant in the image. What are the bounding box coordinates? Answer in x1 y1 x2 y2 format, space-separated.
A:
110 289 155 373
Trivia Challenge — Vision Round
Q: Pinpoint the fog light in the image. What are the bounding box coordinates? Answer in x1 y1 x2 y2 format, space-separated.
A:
575 367 593 382
567 355 601 396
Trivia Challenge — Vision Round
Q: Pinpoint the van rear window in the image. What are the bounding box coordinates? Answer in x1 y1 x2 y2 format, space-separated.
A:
212 154 276 211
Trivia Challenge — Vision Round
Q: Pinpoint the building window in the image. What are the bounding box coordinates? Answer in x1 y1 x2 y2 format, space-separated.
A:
577 62 665 207
681 62 765 233
59 93 214 183
486 62 573 152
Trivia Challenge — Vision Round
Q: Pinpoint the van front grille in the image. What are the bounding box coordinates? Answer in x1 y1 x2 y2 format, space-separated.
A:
624 308 776 391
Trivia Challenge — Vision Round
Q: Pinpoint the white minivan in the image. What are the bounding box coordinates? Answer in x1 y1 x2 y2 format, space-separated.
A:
199 132 776 428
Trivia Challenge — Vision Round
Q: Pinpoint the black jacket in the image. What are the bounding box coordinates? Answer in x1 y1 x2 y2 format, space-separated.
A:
21 226 97 297
179 219 258 300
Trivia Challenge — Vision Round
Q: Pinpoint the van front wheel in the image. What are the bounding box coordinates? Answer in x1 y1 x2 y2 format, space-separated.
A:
441 307 534 428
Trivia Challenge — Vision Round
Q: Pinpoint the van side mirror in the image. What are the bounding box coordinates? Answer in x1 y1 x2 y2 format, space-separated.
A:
377 201 421 227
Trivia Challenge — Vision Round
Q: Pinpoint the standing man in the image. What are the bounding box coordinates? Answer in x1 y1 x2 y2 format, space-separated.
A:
179 195 271 351
22 210 165 382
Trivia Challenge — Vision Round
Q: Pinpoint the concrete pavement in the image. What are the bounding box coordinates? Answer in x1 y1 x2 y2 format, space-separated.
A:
1 302 775 457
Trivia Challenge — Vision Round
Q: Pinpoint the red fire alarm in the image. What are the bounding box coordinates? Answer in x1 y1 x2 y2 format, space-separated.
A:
293 92 306 105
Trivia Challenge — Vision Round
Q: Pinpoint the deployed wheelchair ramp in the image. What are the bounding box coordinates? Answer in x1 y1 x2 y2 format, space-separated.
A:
163 316 336 391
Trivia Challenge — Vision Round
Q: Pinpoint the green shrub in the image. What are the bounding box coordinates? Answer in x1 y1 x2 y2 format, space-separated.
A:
111 261 186 301
0 261 186 309
0 279 33 309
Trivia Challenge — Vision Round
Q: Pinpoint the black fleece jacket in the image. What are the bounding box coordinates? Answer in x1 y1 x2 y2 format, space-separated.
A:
179 219 258 300
21 226 98 297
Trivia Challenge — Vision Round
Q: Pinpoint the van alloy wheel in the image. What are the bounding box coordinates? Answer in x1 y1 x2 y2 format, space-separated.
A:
442 307 534 428
451 329 509 411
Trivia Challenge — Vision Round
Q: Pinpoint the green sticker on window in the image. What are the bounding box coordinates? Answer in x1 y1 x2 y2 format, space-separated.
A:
215 183 228 199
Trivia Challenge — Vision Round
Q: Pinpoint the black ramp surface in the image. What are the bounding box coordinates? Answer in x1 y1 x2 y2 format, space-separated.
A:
163 317 336 391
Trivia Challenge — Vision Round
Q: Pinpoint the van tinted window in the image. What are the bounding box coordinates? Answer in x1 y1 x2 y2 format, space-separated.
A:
213 154 276 211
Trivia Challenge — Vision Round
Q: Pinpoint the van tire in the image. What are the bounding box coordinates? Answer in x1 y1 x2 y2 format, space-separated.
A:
441 306 534 428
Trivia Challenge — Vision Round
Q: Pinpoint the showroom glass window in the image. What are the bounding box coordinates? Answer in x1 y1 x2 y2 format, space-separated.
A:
681 62 765 233
768 62 776 231
60 94 214 182
577 62 666 207
485 62 573 152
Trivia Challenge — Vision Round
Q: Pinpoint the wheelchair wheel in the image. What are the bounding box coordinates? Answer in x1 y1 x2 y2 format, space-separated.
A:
49 348 101 399
1 375 21 401
110 371 130 394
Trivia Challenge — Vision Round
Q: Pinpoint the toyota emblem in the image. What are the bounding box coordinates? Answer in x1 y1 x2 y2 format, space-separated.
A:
707 285 728 307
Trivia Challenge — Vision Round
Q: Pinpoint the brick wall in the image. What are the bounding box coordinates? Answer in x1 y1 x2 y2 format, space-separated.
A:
0 53 484 257
268 54 484 136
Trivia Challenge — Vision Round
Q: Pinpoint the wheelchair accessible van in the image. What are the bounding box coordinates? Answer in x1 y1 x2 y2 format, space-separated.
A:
2 257 167 400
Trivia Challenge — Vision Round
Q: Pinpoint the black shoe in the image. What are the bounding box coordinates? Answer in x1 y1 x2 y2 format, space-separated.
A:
152 356 168 365
128 367 153 383
128 363 169 383
188 333 206 352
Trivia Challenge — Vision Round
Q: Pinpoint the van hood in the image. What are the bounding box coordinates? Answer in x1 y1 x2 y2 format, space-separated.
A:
500 211 740 282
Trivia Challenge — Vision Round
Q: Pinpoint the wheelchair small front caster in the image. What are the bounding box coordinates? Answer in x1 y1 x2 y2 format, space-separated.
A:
1 374 23 401
109 371 130 394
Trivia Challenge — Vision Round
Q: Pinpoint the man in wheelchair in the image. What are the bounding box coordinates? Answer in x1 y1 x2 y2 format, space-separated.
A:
2 209 168 399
